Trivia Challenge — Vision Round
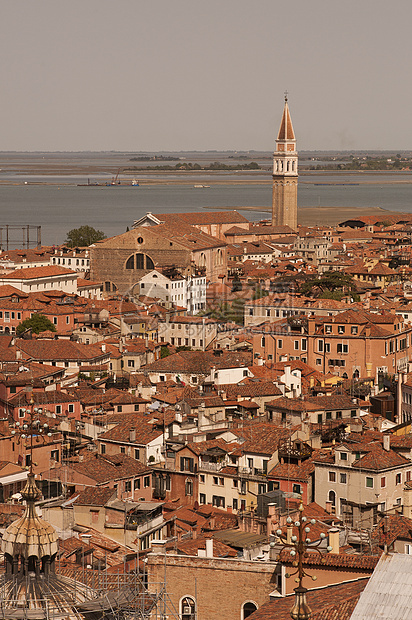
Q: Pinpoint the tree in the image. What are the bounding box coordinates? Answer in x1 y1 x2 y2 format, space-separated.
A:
16 314 56 336
65 225 106 248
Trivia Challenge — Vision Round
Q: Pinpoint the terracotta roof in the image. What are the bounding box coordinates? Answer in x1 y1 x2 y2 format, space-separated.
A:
248 578 369 620
70 453 151 484
73 487 116 506
0 265 76 280
97 414 163 445
175 536 237 558
268 459 314 482
372 513 412 548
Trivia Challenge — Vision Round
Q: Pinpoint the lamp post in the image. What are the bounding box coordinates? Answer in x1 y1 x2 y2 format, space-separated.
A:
275 499 332 620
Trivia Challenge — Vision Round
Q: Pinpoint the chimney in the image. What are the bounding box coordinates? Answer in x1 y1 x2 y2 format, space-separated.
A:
325 500 332 514
205 538 213 558
16 350 21 360
328 528 339 554
129 428 136 443
101 343 106 353
383 434 390 452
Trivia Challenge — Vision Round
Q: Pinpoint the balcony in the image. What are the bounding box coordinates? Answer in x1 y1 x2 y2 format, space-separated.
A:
239 467 266 479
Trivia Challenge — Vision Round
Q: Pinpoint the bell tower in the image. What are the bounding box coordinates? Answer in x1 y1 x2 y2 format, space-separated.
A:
272 93 298 229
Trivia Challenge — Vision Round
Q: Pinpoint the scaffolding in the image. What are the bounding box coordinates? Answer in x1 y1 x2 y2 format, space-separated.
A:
0 567 180 620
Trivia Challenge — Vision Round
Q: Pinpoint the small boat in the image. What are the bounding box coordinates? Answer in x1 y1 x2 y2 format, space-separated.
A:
132 179 140 186
194 184 210 188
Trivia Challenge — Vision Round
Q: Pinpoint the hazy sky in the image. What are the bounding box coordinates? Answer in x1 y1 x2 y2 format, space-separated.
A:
1 0 411 152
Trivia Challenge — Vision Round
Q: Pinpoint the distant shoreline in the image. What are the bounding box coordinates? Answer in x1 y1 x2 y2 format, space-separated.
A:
203 205 404 227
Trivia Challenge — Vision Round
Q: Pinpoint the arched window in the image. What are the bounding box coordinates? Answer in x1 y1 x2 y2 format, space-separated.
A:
328 490 336 507
242 601 258 619
104 281 118 293
180 596 196 620
125 253 154 270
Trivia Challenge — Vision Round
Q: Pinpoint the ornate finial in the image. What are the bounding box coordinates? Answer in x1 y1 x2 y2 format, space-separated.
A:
284 90 289 103
275 497 332 619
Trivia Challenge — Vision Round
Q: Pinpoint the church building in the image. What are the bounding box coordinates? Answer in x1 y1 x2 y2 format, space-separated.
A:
272 94 298 230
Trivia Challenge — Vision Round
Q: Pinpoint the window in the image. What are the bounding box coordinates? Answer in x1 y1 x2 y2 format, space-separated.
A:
212 495 225 508
213 476 218 485
68 404 74 413
325 325 332 334
277 339 283 348
366 477 374 488
407 471 411 482
128 360 135 368
340 451 347 460
117 405 123 413
219 477 224 486
200 493 206 504
242 602 258 619
326 411 332 420
294 340 299 350
134 448 140 460
351 409 357 418
328 471 336 482
125 480 131 492
381 477 386 488
180 457 194 472
293 483 302 494
396 473 402 485
301 339 307 351
316 359 322 366
181 597 196 620
233 498 238 510
51 449 59 462
258 483 267 494
134 478 141 490
318 340 324 352
101 444 106 454
338 325 345 334
337 344 348 354
144 476 150 487
200 474 205 483
185 478 193 496
351 326 358 335
120 446 126 454
340 473 347 484
336 411 342 419
91 510 99 523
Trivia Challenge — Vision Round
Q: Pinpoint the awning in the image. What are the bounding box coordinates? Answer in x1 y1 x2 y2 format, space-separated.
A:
0 472 28 486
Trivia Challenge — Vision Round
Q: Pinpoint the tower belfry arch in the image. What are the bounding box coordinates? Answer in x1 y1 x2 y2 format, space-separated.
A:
272 93 298 230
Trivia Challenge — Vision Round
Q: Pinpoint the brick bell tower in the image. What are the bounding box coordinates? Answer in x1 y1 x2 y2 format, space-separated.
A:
272 93 298 229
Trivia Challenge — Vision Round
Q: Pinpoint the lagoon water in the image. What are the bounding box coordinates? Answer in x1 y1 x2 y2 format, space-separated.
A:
1 170 412 245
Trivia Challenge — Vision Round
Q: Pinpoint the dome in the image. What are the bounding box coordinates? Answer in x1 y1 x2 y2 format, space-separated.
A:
1 473 58 561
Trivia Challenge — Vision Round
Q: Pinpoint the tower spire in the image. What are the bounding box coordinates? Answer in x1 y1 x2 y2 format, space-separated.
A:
272 94 298 230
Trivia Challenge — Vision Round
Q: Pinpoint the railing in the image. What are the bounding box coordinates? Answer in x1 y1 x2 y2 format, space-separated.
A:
239 467 266 478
